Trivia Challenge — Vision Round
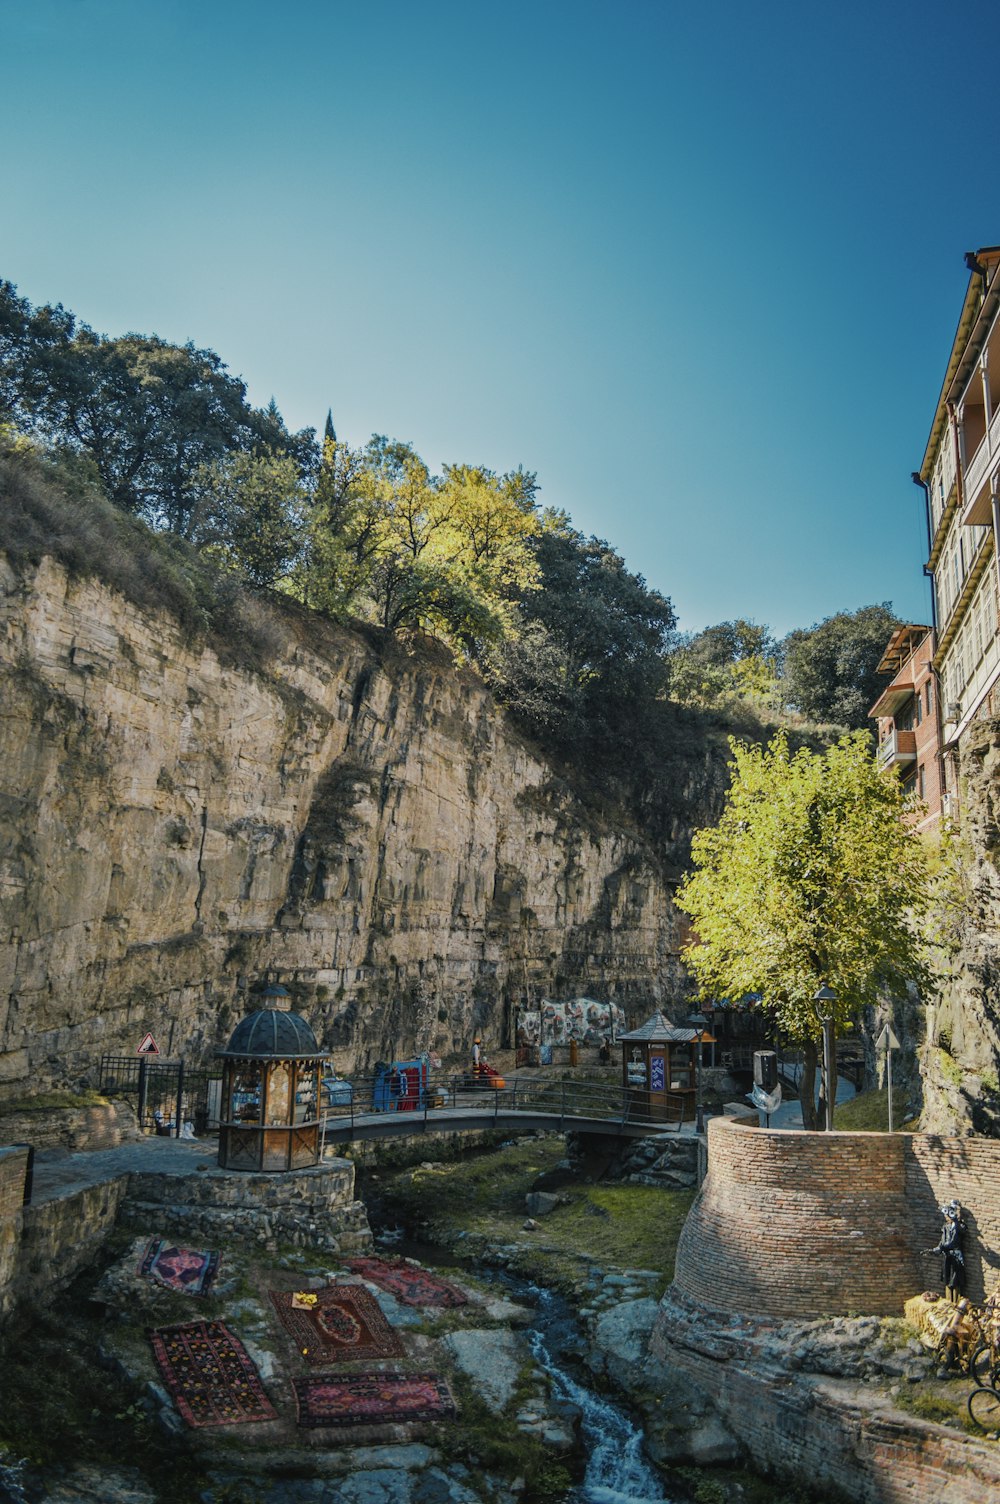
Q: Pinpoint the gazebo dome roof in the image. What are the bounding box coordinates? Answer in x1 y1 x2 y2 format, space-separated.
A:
218 1008 327 1060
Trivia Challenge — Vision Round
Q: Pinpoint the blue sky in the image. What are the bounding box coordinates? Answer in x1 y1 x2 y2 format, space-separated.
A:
2 0 997 636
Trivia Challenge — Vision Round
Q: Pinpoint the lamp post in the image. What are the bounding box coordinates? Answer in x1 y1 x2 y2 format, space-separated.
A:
812 984 837 1132
688 1010 709 1134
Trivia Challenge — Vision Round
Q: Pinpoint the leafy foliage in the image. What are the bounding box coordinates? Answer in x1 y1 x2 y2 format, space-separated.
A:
676 732 931 1126
669 617 780 710
781 603 901 729
489 522 676 758
0 279 314 535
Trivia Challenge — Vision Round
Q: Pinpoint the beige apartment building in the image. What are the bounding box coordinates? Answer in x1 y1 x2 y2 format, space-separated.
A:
917 246 1000 813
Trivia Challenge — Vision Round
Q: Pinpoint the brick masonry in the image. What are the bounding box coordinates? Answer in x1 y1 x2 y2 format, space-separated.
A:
650 1310 1000 1504
675 1117 1000 1316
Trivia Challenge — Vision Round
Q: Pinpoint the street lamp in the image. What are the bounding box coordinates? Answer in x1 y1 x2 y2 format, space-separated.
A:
812 984 837 1132
688 1011 709 1134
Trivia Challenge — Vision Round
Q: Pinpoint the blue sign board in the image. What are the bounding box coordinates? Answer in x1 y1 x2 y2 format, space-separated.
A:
649 1055 665 1091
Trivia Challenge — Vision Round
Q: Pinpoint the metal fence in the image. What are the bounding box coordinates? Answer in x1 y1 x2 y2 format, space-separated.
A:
319 1071 694 1141
98 1055 222 1135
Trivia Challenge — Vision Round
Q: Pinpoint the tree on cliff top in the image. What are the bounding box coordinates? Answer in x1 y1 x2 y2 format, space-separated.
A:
675 731 931 1128
781 603 900 730
0 279 315 535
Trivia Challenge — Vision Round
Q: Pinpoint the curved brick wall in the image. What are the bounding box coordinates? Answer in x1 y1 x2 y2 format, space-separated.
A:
674 1117 1000 1317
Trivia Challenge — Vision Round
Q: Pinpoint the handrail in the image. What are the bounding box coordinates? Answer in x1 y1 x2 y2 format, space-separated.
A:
317 1070 700 1138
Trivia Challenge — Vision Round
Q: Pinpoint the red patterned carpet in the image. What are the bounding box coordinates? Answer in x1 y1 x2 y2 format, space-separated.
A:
269 1285 405 1363
150 1320 277 1428
138 1238 220 1295
345 1257 468 1308
293 1370 457 1428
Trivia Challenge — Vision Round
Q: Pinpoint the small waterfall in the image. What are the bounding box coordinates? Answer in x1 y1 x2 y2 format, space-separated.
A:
525 1285 675 1504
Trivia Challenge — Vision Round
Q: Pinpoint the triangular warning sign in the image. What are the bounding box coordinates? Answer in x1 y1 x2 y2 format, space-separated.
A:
136 1033 160 1055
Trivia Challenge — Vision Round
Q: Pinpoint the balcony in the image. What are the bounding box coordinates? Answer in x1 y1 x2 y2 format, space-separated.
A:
961 404 1000 527
877 728 917 769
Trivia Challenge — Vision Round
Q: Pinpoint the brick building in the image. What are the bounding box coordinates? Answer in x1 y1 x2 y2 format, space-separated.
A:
869 623 944 831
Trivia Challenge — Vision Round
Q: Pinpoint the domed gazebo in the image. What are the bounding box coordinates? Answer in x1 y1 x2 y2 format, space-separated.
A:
216 999 330 1172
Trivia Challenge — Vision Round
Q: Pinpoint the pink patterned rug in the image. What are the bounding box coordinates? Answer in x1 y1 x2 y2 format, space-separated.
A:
293 1370 457 1428
345 1257 467 1308
138 1238 220 1296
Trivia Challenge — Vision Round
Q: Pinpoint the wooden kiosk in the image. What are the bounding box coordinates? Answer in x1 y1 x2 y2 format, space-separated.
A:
619 1011 712 1126
216 1000 329 1172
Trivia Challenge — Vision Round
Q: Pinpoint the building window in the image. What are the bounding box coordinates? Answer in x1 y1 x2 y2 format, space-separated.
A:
926 681 933 715
918 765 925 799
916 694 923 726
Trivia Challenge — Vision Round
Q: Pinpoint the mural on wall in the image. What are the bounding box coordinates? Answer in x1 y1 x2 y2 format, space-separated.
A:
516 998 626 1046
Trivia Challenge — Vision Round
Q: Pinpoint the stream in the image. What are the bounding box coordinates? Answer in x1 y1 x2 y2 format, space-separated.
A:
376 1218 675 1504
520 1280 675 1504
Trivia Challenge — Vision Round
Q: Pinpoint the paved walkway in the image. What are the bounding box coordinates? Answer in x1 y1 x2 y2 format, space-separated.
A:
28 1135 219 1206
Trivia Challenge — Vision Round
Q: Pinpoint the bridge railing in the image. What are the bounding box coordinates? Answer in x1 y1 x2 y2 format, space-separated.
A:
319 1072 691 1141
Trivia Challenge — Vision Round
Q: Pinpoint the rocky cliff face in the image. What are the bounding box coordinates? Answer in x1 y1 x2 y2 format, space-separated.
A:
0 554 720 1094
917 718 1000 1135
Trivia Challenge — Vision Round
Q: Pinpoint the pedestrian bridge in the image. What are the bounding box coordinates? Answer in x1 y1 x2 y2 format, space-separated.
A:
319 1075 697 1147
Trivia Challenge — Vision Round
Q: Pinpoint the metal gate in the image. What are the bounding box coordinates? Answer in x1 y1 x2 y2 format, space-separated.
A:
98 1055 222 1136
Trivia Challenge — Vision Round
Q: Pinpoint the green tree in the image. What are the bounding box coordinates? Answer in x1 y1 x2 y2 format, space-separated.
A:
781 603 900 729
488 522 676 769
301 436 543 651
675 731 931 1128
190 451 306 588
0 280 316 534
669 618 779 709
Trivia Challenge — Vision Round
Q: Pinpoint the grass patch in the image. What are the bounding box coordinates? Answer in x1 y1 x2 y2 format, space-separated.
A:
0 443 285 672
0 1089 109 1116
438 1371 576 1502
892 1382 980 1434
833 1088 903 1132
0 1288 205 1503
371 1135 694 1292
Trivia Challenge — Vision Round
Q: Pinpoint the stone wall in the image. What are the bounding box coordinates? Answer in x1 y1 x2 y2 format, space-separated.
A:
0 1102 124 1153
0 553 710 1096
674 1117 1000 1317
0 1152 372 1323
119 1158 373 1256
1 1177 128 1322
651 1291 1000 1504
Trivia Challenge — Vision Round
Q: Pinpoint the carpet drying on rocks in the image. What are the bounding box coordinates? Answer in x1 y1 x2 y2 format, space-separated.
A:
149 1319 277 1427
292 1371 458 1428
269 1285 406 1363
346 1257 468 1308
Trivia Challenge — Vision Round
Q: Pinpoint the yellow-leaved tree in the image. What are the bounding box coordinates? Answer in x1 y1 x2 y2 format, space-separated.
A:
675 731 932 1129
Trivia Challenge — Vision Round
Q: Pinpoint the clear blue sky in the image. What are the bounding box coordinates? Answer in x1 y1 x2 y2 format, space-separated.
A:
2 0 997 637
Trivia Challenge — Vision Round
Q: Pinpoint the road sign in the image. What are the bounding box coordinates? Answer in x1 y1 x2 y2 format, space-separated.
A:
876 1024 901 1051
136 1033 160 1055
875 1024 900 1130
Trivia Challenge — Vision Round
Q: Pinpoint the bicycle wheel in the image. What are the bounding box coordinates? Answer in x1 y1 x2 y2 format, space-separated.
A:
970 1345 1000 1387
969 1387 1000 1431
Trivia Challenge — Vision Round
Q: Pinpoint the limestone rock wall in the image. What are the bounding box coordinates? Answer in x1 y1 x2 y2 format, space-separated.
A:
0 553 702 1094
919 718 1000 1134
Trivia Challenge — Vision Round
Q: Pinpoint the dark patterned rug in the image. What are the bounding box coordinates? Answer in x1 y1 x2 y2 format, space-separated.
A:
138 1238 220 1296
293 1370 457 1428
345 1257 468 1308
269 1285 405 1363
150 1320 277 1428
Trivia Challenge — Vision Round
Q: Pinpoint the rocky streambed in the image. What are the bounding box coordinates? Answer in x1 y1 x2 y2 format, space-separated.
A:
0 1131 978 1504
